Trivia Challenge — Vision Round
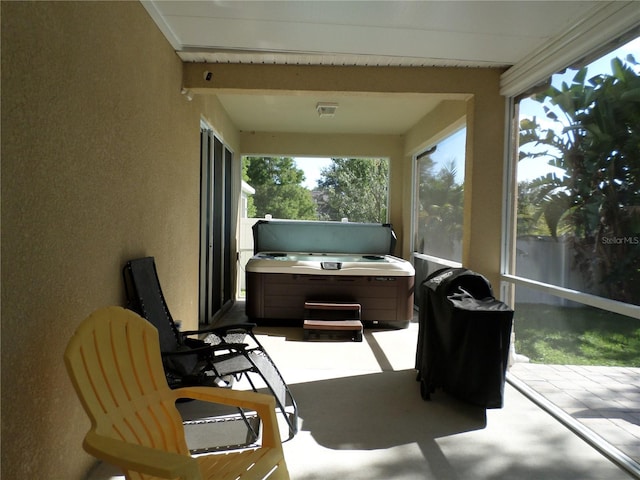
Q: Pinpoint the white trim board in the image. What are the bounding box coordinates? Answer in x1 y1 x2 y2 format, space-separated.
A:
500 1 640 97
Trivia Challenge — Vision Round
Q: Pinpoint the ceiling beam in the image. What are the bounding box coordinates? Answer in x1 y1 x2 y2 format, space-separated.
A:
182 63 505 96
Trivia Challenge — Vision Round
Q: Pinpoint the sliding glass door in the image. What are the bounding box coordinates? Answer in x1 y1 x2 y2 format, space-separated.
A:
199 127 234 324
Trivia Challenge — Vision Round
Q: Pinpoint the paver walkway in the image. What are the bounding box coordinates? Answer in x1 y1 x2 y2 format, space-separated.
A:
509 363 640 467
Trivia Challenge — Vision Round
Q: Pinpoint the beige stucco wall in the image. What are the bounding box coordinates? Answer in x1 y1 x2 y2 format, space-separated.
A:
1 2 238 478
404 100 468 155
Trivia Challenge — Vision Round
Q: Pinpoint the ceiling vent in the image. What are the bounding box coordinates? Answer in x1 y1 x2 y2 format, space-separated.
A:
316 102 338 117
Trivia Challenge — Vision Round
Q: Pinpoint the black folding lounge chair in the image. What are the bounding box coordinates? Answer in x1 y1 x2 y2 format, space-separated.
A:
122 256 299 440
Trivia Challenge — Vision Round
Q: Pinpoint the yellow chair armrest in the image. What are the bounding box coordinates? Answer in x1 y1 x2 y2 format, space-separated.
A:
174 387 283 447
83 431 201 480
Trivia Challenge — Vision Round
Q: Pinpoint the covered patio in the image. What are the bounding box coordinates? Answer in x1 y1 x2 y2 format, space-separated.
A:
3 3 639 478
88 302 639 480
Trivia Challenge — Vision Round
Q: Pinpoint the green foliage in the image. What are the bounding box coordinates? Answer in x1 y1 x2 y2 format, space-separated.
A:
316 158 389 222
243 156 390 223
514 303 640 366
243 157 317 220
415 157 463 258
516 181 553 236
518 56 640 303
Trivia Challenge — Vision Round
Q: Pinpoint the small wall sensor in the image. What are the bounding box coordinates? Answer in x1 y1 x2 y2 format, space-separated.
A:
316 102 339 117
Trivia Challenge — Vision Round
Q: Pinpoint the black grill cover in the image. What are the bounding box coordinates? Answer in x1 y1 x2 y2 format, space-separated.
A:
416 268 514 408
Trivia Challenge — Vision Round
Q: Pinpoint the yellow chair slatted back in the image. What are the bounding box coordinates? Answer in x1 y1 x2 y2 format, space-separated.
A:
65 306 290 480
64 307 191 478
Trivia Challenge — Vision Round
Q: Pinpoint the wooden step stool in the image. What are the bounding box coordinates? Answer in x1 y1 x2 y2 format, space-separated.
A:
303 301 363 342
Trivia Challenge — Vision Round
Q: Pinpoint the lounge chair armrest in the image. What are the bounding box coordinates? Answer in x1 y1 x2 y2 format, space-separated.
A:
180 322 256 337
174 386 283 447
182 337 249 352
83 431 200 480
160 342 248 358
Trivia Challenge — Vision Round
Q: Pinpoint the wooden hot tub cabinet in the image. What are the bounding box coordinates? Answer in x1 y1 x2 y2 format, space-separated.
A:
246 272 414 324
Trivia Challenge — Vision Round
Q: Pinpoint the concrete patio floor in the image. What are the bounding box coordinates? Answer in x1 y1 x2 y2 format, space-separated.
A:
85 301 640 479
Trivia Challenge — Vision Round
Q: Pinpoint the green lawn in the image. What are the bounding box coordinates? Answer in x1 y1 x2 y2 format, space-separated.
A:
514 303 640 367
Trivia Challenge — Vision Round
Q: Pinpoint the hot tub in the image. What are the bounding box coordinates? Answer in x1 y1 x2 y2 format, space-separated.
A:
245 221 415 325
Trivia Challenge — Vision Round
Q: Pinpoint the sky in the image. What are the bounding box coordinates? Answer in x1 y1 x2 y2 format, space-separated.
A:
294 157 333 189
294 37 639 188
517 36 639 181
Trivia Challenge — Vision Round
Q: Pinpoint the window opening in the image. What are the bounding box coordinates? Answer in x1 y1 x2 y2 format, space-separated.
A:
241 156 389 223
504 39 640 474
513 37 640 309
414 127 466 263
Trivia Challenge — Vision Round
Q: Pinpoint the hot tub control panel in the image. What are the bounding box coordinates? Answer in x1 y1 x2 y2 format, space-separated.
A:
321 261 342 270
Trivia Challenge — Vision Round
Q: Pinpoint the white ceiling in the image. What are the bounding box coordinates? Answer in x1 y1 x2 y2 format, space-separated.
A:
214 92 456 135
142 0 603 136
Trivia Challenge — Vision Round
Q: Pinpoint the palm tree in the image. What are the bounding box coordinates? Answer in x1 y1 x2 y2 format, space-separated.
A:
519 57 640 304
416 159 464 260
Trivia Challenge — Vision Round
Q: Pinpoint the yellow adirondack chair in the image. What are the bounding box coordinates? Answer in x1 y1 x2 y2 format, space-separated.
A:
64 306 290 480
